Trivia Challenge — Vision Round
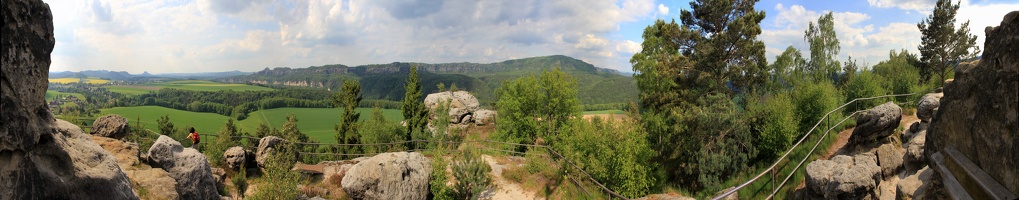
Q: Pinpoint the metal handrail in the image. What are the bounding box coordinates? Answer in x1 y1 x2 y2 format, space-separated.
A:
711 92 922 200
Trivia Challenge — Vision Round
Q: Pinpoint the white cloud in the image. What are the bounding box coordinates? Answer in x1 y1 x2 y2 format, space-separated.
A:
657 4 669 16
762 4 924 67
41 0 665 73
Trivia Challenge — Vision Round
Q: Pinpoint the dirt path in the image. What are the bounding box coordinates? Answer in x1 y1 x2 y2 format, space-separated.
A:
480 155 541 200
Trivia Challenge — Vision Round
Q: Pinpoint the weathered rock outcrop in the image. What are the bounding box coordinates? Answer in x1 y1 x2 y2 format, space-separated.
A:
474 109 497 125
849 102 902 146
124 168 179 199
896 166 933 200
424 91 495 125
1 1 137 199
341 152 432 200
147 135 220 199
876 144 904 179
256 136 295 167
926 11 1019 195
91 114 131 139
916 93 943 122
224 146 255 169
904 127 927 165
805 153 881 199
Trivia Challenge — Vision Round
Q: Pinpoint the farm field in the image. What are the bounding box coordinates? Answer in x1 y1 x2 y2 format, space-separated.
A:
101 106 403 143
49 77 110 84
104 80 273 95
45 90 85 101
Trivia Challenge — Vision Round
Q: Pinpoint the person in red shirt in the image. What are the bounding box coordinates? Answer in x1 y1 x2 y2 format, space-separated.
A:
186 127 200 151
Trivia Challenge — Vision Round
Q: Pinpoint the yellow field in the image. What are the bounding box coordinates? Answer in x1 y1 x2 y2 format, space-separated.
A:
48 78 110 84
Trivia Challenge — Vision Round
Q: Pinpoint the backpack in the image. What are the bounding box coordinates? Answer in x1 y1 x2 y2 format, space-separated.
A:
191 132 200 143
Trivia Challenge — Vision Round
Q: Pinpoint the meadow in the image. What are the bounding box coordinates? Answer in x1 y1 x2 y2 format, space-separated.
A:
104 80 274 95
101 106 402 143
49 77 110 84
45 90 85 101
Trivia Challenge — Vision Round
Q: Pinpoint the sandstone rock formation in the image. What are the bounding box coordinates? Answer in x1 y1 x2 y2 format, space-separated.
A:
904 127 927 165
926 11 1019 195
224 146 254 169
805 153 881 199
849 102 902 146
1 1 137 199
424 91 495 125
147 135 221 199
256 136 295 167
341 152 432 200
896 166 933 200
91 114 131 139
876 144 904 179
474 109 497 125
125 168 179 199
916 93 943 122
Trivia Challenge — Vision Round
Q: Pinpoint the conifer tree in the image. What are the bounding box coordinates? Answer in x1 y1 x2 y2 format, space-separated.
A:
401 65 430 150
917 0 979 85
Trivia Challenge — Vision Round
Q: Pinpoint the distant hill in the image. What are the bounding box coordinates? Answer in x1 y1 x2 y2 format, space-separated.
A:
219 55 638 106
49 70 251 80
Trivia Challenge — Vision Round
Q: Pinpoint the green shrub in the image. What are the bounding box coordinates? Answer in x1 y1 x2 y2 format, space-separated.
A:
249 135 300 200
792 80 844 137
231 165 248 199
359 106 405 154
451 148 492 199
746 91 798 161
558 117 657 198
429 151 454 200
844 71 889 113
206 119 241 167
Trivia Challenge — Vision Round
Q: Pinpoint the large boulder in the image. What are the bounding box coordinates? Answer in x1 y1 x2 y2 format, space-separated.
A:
876 144 904 179
224 146 252 169
124 168 179 200
256 136 295 167
1 1 137 199
341 152 431 200
91 114 130 139
896 166 933 200
904 129 927 165
474 109 497 125
926 11 1019 195
915 93 943 122
147 135 221 199
849 102 902 146
91 135 142 169
805 153 882 199
424 91 481 124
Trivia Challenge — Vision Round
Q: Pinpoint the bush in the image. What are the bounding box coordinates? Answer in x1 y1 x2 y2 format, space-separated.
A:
792 80 844 137
746 91 798 161
450 148 492 200
206 119 241 167
249 137 300 200
844 71 889 113
231 165 248 199
428 151 453 200
359 106 405 154
558 117 657 198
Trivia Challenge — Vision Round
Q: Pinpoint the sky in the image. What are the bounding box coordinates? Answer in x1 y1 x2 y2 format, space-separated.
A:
42 0 1017 74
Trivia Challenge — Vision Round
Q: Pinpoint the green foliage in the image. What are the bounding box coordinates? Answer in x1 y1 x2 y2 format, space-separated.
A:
872 49 927 103
157 114 188 145
429 152 453 200
558 117 657 198
249 133 301 200
359 106 405 154
769 46 808 90
231 165 248 199
401 65 430 150
805 12 842 82
495 68 581 147
206 118 242 167
679 0 769 93
687 94 756 190
917 0 980 85
746 92 798 161
844 71 889 113
334 79 362 158
791 80 845 137
450 148 492 199
430 86 454 149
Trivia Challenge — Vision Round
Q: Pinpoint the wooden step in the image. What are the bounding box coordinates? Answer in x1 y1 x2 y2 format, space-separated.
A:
931 151 974 200
935 146 1018 200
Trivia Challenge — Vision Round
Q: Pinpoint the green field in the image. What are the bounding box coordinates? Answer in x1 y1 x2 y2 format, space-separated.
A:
45 90 86 101
101 106 403 143
105 80 273 95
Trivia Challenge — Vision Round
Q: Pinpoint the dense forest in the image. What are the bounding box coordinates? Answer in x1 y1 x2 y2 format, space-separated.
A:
218 55 638 107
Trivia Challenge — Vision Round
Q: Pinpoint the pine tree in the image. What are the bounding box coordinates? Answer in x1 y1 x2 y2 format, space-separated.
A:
334 79 362 158
401 65 429 150
917 0 979 85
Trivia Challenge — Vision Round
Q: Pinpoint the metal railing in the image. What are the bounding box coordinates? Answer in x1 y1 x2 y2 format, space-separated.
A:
711 92 923 200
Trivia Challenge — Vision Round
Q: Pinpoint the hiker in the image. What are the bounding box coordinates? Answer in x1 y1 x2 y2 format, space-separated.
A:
186 127 200 151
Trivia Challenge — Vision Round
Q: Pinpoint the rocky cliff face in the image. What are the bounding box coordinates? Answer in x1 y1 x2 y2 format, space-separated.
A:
1 0 137 199
926 11 1019 195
